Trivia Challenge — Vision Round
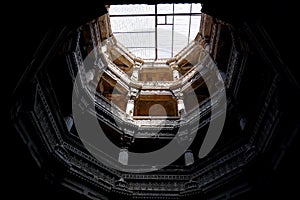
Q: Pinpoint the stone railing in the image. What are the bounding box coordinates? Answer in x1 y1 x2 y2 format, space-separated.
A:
20 75 250 198
250 75 280 153
67 27 230 146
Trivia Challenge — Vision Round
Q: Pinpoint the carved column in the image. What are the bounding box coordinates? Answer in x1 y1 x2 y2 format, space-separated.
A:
201 14 213 40
85 69 95 83
126 99 134 117
131 63 141 81
171 64 180 81
64 115 73 132
177 98 186 116
118 128 135 165
131 57 143 81
240 117 246 131
118 148 129 165
184 150 194 166
167 57 180 81
125 86 138 118
204 42 210 52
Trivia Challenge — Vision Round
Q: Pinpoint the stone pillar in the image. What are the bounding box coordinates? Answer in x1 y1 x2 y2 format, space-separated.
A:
126 99 134 117
170 63 180 81
172 69 180 81
220 71 226 81
177 99 186 116
240 117 246 131
85 69 95 83
131 60 142 81
118 148 129 165
131 68 139 81
184 150 194 166
64 115 73 132
204 43 210 52
201 14 213 39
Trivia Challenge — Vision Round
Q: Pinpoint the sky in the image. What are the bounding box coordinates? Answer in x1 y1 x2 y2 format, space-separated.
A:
109 3 202 59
